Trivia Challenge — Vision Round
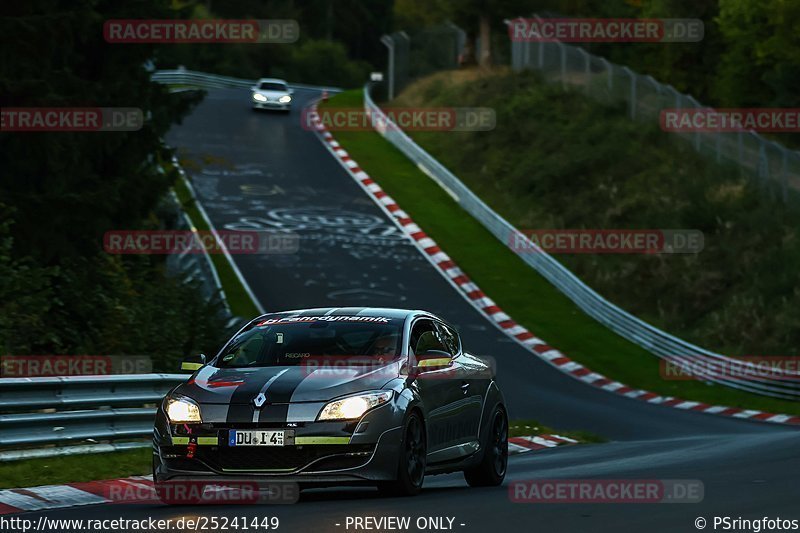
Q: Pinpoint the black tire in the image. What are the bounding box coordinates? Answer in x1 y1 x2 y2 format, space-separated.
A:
377 411 426 497
464 406 508 487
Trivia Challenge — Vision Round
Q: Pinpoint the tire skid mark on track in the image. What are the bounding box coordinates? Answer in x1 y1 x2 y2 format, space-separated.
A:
308 102 800 428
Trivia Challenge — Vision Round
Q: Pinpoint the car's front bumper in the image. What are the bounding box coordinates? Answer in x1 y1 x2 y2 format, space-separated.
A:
153 402 404 484
252 100 291 110
154 426 401 484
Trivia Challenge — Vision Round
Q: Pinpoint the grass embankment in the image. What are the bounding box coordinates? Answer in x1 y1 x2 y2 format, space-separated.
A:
0 449 151 490
509 420 606 443
322 84 800 416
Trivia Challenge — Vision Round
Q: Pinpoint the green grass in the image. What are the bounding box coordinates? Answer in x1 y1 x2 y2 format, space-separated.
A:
509 420 606 443
394 70 800 357
0 448 151 489
323 89 800 416
173 174 260 319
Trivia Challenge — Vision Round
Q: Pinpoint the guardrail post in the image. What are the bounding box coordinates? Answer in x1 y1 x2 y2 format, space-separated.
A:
380 35 396 101
599 58 611 91
780 146 788 202
522 40 529 70
622 67 636 119
578 48 590 92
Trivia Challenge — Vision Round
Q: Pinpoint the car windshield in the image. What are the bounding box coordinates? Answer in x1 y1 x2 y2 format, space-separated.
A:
258 82 287 91
216 315 403 368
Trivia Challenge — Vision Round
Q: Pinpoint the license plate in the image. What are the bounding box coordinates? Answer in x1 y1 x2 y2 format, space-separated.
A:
229 430 285 447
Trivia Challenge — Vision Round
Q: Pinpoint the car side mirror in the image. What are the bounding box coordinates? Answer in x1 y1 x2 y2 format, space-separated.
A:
411 350 452 374
181 353 206 371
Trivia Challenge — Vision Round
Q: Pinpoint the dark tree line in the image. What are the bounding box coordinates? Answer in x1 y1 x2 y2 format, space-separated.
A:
393 0 799 111
0 1 225 366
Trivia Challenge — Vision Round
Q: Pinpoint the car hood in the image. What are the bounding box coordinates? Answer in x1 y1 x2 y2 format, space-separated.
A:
253 90 290 98
174 362 400 404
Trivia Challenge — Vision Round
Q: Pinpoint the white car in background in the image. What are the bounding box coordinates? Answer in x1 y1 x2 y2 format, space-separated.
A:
251 78 293 111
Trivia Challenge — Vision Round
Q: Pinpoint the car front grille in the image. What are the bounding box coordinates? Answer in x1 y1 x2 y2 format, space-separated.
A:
194 444 374 473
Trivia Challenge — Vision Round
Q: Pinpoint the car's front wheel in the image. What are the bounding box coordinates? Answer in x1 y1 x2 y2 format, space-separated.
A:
377 411 426 497
464 405 507 487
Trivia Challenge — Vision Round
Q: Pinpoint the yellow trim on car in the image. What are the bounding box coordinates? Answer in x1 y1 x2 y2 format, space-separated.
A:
197 436 218 445
417 357 451 368
171 436 190 445
294 436 351 445
181 362 203 371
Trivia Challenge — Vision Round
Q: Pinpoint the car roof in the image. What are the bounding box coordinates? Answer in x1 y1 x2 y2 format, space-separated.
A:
259 307 425 320
256 78 288 85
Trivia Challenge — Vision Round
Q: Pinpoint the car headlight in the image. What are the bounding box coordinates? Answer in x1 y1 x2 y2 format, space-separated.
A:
165 396 202 423
278 95 291 103
318 391 392 421
253 93 267 102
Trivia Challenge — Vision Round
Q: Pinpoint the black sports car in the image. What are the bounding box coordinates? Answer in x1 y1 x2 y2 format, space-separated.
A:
153 307 507 497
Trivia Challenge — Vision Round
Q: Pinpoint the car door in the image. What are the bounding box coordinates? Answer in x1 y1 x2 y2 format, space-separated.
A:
408 318 458 456
435 321 486 448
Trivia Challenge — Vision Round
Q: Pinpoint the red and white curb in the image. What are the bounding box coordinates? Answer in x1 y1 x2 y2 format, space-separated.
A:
0 431 569 515
508 434 579 454
309 103 800 428
0 476 153 515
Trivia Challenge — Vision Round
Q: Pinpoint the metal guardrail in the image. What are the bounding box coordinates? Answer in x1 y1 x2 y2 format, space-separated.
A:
0 374 186 459
362 84 800 400
152 69 343 93
166 153 247 332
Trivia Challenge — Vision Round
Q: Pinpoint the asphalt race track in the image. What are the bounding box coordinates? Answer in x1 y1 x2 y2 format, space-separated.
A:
24 88 799 532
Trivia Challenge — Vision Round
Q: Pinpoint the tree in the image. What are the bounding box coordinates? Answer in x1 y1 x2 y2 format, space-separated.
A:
714 0 800 108
0 0 197 263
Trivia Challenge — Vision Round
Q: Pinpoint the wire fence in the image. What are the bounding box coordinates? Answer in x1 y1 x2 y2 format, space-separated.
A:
379 23 466 98
507 16 800 203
